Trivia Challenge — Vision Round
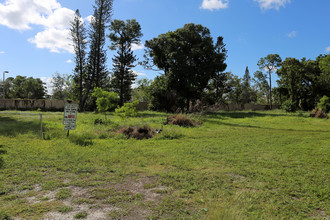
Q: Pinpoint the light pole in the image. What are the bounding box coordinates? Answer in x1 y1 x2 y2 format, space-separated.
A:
3 71 8 99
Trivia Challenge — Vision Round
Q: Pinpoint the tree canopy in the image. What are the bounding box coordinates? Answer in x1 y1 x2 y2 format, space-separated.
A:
109 19 143 106
144 23 227 111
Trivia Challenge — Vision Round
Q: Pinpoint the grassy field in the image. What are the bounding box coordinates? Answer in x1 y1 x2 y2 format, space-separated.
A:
0 110 329 219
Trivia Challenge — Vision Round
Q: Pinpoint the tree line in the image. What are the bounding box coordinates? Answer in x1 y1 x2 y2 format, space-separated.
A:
2 0 329 113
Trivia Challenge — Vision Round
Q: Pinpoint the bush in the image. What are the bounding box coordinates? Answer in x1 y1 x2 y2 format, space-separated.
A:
281 100 297 112
317 96 330 113
115 100 139 118
92 87 119 114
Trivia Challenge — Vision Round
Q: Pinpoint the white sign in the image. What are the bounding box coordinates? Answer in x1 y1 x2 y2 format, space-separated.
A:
64 124 76 130
63 103 78 130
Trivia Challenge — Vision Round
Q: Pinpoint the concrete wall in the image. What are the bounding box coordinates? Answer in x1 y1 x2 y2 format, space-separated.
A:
0 99 77 111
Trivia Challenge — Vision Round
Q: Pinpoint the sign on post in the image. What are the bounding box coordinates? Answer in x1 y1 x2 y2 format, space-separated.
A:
63 103 78 131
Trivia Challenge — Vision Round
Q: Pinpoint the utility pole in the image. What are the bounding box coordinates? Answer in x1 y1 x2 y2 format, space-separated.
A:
3 71 9 99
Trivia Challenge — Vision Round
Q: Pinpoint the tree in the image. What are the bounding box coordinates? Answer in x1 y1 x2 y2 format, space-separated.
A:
109 19 143 106
148 75 181 112
257 54 282 109
226 73 242 104
317 54 330 98
144 23 227 111
3 77 14 99
51 72 71 100
277 57 303 111
70 9 88 111
6 76 46 99
202 72 231 105
132 78 152 103
92 87 118 117
319 54 330 74
241 66 256 104
84 0 113 110
253 70 270 104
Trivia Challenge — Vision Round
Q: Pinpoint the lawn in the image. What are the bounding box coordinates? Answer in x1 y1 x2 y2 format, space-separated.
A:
0 110 329 219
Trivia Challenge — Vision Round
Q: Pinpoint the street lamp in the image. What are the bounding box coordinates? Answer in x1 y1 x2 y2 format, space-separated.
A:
3 71 9 99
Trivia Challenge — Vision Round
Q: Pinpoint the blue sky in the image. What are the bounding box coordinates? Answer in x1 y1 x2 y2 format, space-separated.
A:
0 0 329 94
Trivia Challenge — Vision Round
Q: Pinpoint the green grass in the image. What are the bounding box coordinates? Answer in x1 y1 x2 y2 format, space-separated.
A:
0 110 329 219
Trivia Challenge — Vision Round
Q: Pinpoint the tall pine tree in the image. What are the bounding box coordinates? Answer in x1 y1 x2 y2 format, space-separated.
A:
109 19 143 106
70 9 87 111
83 0 113 109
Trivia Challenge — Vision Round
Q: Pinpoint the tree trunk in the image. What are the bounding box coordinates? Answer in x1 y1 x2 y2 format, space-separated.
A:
269 71 272 110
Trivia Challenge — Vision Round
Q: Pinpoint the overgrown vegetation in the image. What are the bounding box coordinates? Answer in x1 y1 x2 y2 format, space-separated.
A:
0 111 329 219
115 100 139 118
166 114 202 127
117 125 155 140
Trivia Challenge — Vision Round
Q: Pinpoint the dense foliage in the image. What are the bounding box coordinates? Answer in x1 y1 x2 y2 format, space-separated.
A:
92 87 118 114
3 75 47 99
276 55 330 111
144 23 227 111
109 19 143 106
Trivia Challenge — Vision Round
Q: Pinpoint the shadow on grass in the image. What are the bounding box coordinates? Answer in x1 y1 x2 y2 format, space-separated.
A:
207 111 289 119
207 119 329 133
0 116 41 137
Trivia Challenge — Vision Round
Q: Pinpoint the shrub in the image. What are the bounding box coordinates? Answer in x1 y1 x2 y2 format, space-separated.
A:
317 96 330 113
281 100 297 112
92 87 119 116
115 100 139 118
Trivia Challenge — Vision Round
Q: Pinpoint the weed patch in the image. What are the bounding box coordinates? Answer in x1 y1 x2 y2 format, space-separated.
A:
166 114 202 127
74 211 87 219
310 109 329 119
117 125 155 140
55 188 72 200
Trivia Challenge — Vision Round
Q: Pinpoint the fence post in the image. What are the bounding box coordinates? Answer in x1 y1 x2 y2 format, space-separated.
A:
40 113 43 139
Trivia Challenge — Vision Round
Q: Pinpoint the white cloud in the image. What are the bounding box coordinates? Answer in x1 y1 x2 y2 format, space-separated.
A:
84 15 94 24
41 76 53 94
0 0 75 53
200 0 229 10
28 28 73 53
66 59 73 63
326 47 330 52
131 43 144 51
287 30 297 38
133 70 146 77
254 0 291 10
0 51 4 54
